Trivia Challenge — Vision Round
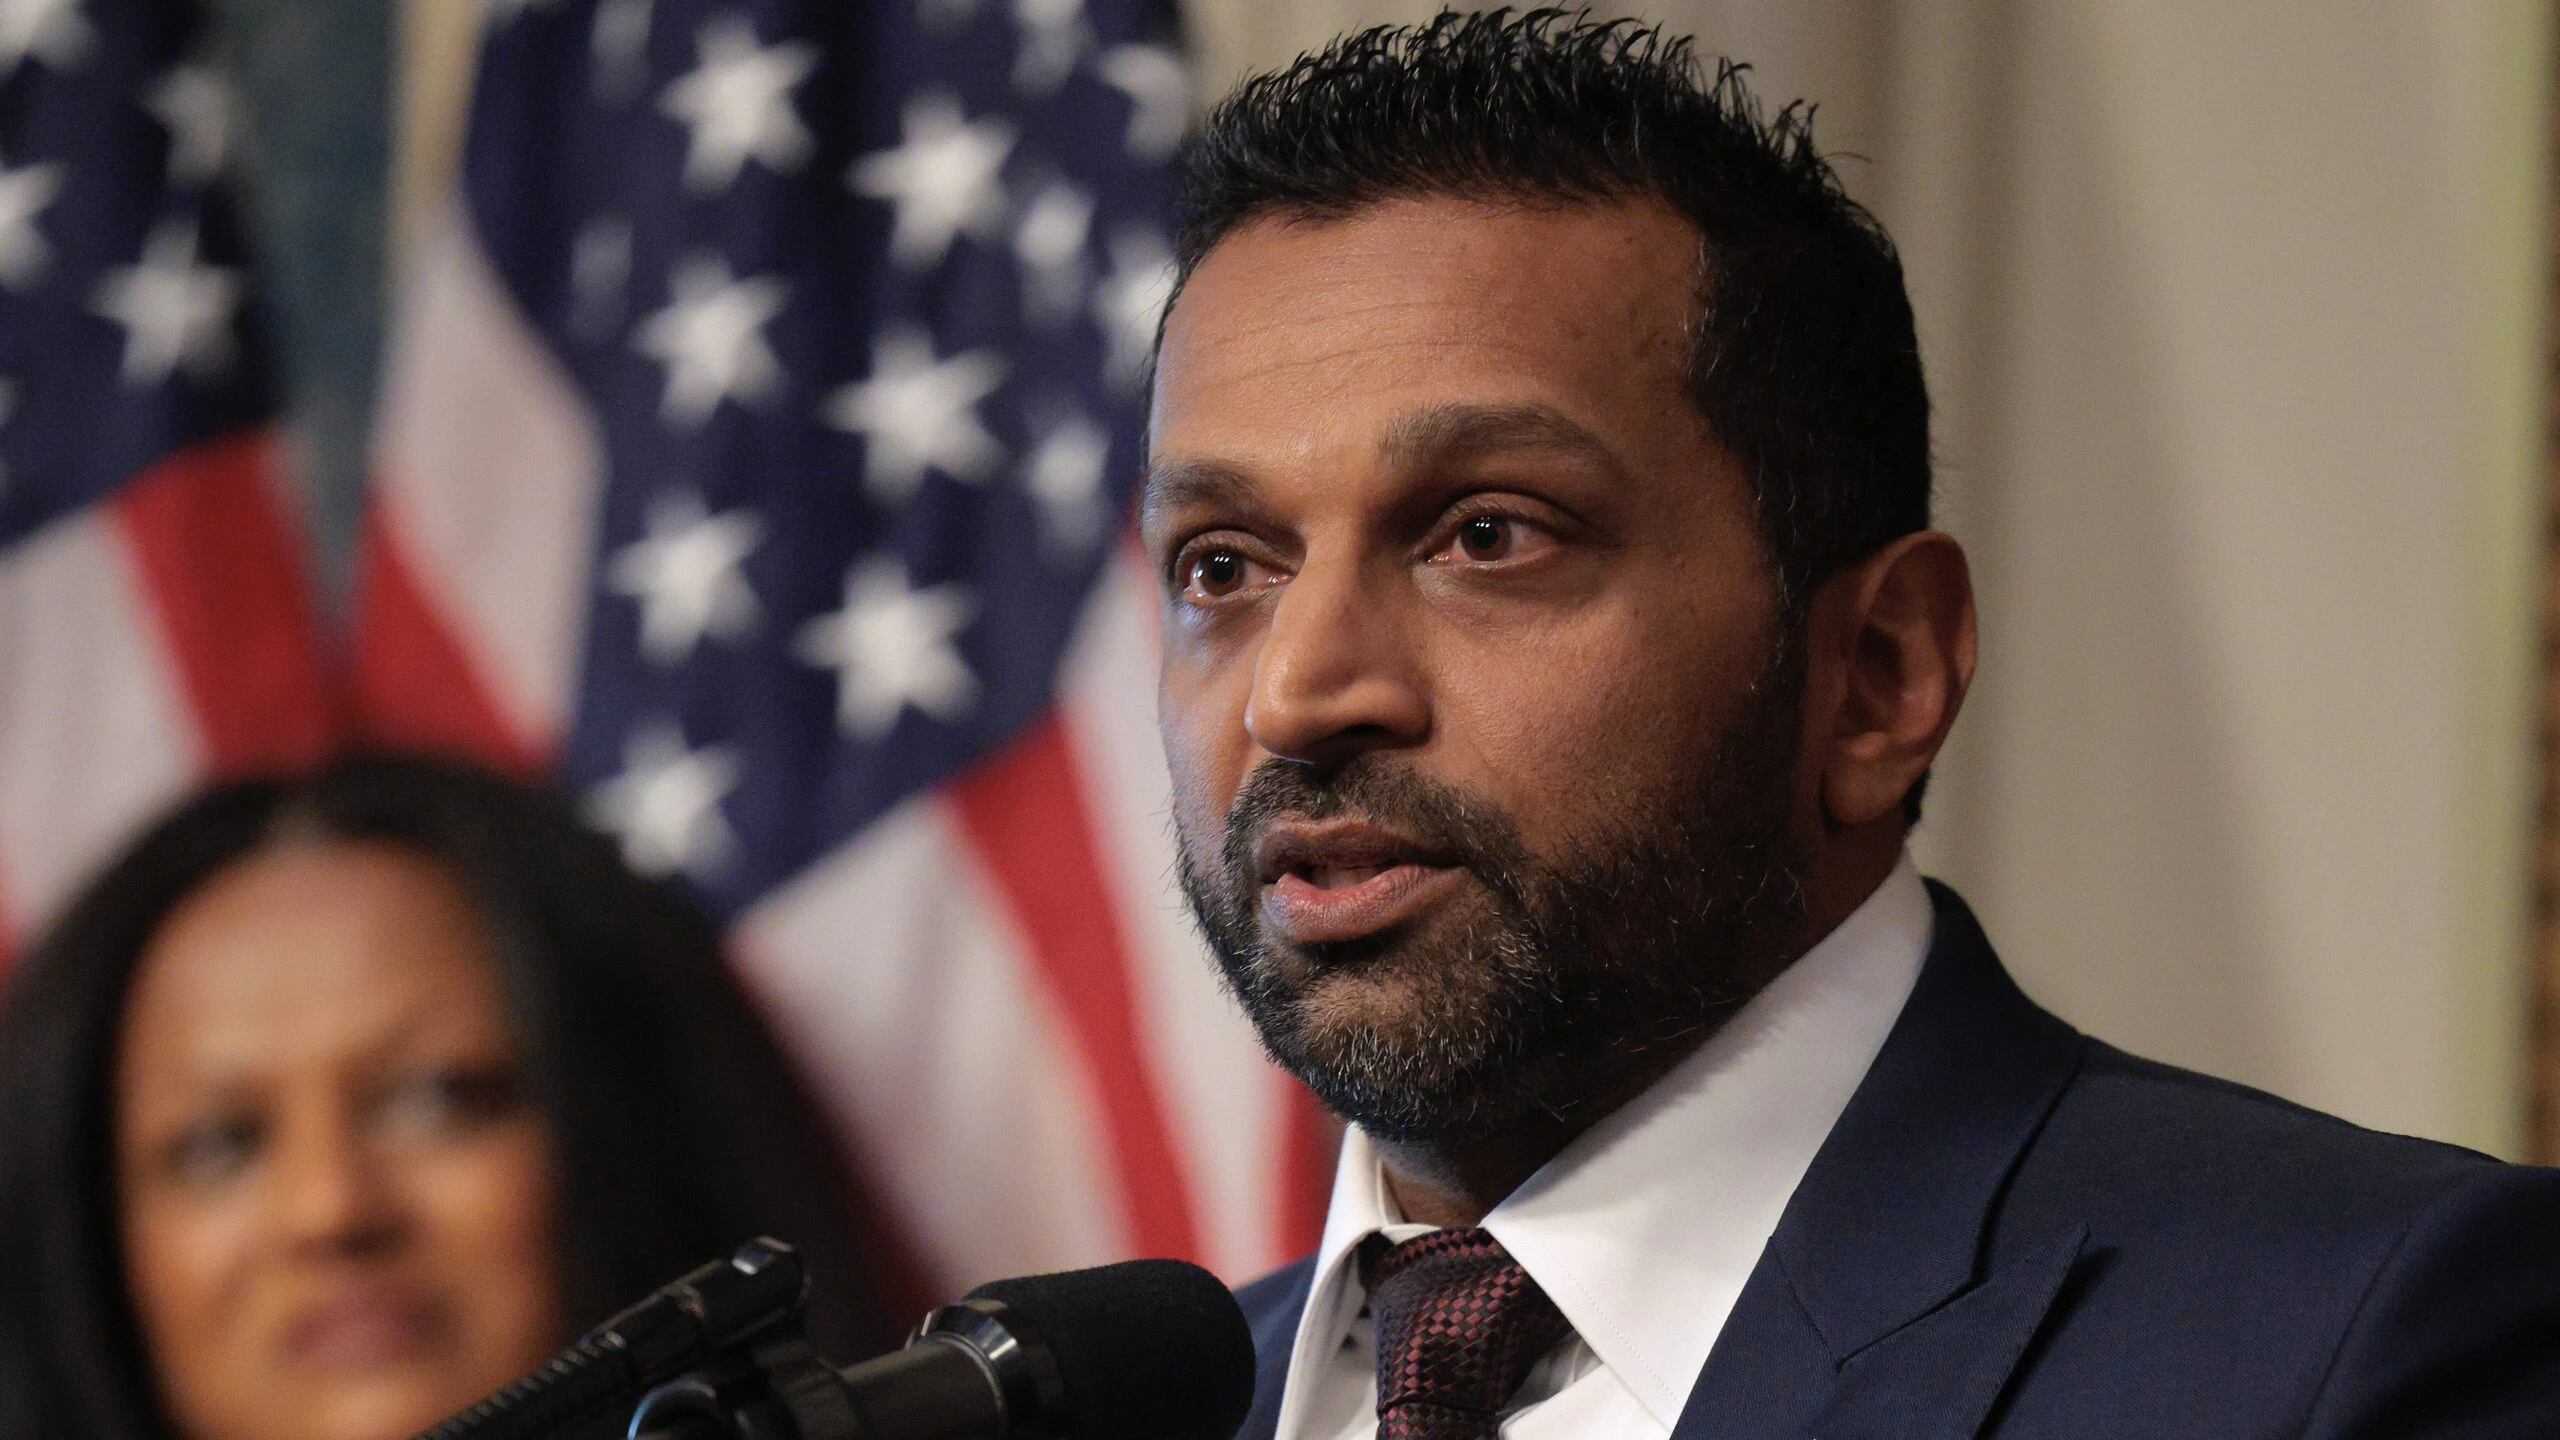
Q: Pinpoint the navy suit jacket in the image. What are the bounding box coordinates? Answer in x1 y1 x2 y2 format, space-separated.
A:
1232 882 2560 1438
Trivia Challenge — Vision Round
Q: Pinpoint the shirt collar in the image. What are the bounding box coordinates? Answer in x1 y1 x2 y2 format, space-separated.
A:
1281 853 1936 1433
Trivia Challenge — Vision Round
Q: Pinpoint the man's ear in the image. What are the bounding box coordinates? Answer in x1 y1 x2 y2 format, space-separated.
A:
1803 532 1978 830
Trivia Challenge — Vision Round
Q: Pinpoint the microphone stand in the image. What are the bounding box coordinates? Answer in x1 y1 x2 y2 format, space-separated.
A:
415 1237 1063 1440
415 1239 811 1440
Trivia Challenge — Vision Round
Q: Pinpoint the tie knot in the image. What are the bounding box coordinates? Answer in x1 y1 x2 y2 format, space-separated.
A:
1361 1228 1574 1439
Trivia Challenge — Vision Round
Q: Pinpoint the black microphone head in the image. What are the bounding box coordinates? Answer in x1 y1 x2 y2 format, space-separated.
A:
960 1258 1254 1440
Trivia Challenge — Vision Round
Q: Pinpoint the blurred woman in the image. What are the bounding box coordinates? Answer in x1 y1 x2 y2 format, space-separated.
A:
0 754 912 1440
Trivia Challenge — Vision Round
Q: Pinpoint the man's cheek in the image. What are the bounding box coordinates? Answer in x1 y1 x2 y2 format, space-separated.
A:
1430 700 1612 855
1160 742 1219 845
1164 768 1246 901
1157 689 1226 838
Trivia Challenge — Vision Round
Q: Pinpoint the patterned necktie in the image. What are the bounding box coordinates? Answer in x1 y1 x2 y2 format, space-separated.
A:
1362 1228 1576 1440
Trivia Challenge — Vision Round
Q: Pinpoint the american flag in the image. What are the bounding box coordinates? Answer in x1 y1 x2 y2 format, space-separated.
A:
0 0 334 956
352 0 1331 1294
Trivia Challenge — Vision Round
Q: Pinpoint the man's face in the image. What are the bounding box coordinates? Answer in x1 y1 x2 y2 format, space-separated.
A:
1145 196 1815 1142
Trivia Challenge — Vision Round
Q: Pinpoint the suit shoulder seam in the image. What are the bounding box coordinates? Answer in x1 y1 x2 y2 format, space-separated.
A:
2078 1044 2499 1158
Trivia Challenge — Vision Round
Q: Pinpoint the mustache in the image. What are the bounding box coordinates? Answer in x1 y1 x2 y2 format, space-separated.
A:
1215 757 1535 912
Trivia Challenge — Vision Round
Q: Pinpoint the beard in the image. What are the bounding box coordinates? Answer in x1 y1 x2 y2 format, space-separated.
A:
1176 635 1817 1145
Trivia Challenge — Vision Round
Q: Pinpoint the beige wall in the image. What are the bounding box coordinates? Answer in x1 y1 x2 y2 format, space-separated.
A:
1186 1 2552 1155
1900 1 2549 1158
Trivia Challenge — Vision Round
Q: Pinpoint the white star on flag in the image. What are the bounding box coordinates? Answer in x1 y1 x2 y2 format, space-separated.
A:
0 158 64 291
1010 0 1090 94
1013 181 1092 327
1024 411 1111 556
795 558 980 741
584 721 743 879
1092 224 1175 393
93 219 240 386
659 13 819 193
823 325 1007 503
143 64 232 186
606 492 765 665
0 0 91 78
634 255 788 427
1097 44 1188 161
849 92 1015 271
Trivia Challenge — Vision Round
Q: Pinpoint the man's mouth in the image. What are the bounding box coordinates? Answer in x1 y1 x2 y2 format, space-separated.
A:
1252 820 1466 945
1298 862 1397 889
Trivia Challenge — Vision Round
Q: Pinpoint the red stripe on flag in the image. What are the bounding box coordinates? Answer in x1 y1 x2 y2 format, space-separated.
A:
948 712 1204 1263
109 431 336 775
1276 1078 1340 1262
348 499 542 773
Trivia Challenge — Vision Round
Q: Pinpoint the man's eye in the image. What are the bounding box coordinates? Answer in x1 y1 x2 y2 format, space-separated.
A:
1179 546 1265 600
1436 514 1546 564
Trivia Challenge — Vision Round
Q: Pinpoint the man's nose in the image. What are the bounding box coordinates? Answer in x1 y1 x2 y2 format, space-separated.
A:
1244 550 1429 765
272 1099 403 1258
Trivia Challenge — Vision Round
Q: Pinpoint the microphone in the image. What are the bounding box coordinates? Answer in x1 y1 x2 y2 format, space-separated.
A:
414 1240 1256 1440
909 1258 1258 1440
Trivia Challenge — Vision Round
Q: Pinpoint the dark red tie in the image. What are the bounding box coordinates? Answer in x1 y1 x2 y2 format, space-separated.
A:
1362 1228 1575 1440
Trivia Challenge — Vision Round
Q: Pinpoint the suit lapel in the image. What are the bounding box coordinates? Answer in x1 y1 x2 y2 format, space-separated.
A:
1808 1222 2087 1440
1673 1222 2087 1440
1674 883 2089 1439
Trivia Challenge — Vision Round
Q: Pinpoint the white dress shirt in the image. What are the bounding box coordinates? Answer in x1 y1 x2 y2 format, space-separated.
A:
1270 854 1936 1440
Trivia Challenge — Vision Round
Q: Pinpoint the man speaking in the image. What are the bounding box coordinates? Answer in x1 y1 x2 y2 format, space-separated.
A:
1140 10 2560 1438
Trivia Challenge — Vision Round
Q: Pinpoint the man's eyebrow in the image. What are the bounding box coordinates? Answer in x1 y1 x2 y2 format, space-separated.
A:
1137 456 1261 529
1378 401 1632 481
1139 403 1626 527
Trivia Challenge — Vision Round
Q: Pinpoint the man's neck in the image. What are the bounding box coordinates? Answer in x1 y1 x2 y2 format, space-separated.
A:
1373 826 1906 1228
1373 1056 1697 1227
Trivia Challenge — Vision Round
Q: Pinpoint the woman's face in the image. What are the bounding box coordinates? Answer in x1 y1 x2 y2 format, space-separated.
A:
114 840 564 1440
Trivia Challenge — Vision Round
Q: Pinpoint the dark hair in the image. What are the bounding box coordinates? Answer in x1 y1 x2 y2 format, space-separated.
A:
0 753 916 1440
1171 7 1935 817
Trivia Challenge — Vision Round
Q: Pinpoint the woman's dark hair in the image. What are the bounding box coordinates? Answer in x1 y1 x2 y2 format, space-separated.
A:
0 752 916 1439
